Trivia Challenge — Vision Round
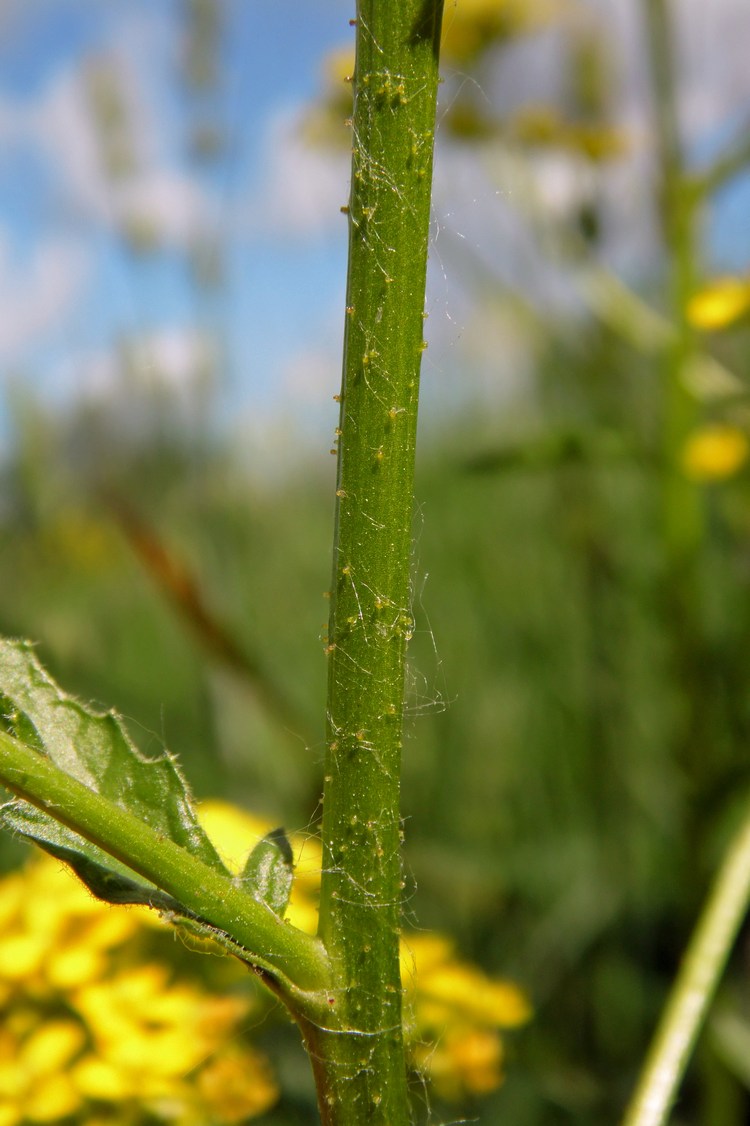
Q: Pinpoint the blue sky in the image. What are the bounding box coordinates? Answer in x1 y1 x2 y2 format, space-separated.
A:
0 0 355 460
0 0 748 469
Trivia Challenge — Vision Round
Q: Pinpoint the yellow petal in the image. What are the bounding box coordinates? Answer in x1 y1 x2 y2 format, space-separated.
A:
0 873 24 930
105 1027 206 1077
83 907 143 949
284 899 319 936
24 1073 82 1123
682 425 749 481
0 934 49 982
72 1055 132 1101
20 1020 85 1074
197 1047 279 1122
46 945 106 990
401 933 455 983
197 801 272 875
0 1060 24 1099
688 277 750 330
419 963 532 1027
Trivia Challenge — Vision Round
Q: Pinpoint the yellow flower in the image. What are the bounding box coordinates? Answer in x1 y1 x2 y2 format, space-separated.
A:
196 1045 279 1123
0 854 277 1123
441 0 565 64
322 46 354 87
417 962 532 1027
401 934 531 1099
682 424 749 481
413 1026 505 1101
197 801 273 872
508 104 628 160
0 1018 85 1124
688 277 750 330
402 934 531 1031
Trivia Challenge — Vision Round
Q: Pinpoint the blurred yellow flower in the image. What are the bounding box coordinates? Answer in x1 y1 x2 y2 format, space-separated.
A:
0 1018 85 1124
441 0 566 64
401 933 531 1098
322 45 353 87
682 424 749 481
304 0 570 150
509 104 628 160
688 277 750 330
413 1026 505 1101
0 854 278 1124
401 933 531 1028
196 1045 278 1123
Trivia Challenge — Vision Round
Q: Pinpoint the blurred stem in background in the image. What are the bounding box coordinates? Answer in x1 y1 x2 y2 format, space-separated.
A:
644 0 701 563
621 1 750 1121
623 799 750 1126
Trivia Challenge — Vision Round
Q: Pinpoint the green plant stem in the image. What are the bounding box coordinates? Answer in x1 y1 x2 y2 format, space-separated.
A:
0 728 329 997
313 2 443 1123
642 0 700 563
622 804 750 1126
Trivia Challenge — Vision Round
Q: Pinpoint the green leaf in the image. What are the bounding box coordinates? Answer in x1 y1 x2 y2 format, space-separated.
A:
0 638 229 908
242 826 294 916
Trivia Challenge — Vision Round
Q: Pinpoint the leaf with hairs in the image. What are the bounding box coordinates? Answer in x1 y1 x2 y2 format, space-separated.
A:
0 638 229 906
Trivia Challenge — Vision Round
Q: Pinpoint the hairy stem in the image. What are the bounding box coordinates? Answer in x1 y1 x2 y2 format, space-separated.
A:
314 2 444 1122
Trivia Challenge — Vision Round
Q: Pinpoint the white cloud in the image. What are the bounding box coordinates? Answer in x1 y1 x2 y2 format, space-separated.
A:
245 107 350 239
0 232 90 362
281 343 340 403
70 327 217 403
0 22 214 249
31 64 213 246
26 66 111 221
109 171 209 246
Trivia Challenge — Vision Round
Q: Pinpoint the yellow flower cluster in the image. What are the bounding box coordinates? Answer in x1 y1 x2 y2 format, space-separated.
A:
441 0 566 64
507 104 628 161
0 853 277 1125
401 933 531 1100
688 277 750 331
682 424 749 482
0 801 531 1121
